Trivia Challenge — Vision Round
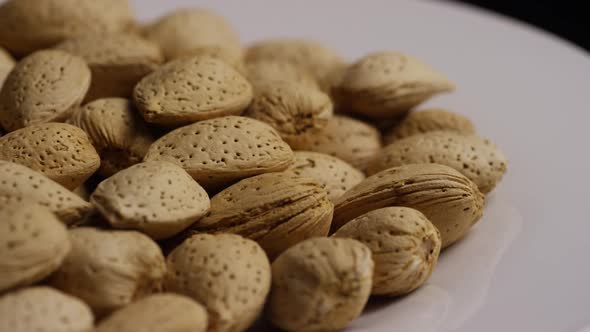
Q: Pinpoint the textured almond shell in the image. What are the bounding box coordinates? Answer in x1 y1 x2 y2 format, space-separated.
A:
188 172 333 259
0 50 91 132
0 0 135 55
289 115 382 171
384 108 476 143
0 47 15 89
333 163 485 248
0 123 100 189
268 237 374 332
55 33 164 102
245 81 333 146
134 56 253 126
369 131 508 193
95 293 208 332
165 233 271 332
68 98 155 177
333 207 441 295
334 52 454 118
0 161 94 224
245 60 319 89
0 287 94 332
287 151 365 202
91 161 210 240
144 9 241 61
49 228 166 315
144 116 294 191
176 45 246 74
0 204 71 292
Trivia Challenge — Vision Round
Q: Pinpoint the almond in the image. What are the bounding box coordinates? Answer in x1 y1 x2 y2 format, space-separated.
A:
0 287 94 332
0 0 135 56
0 123 100 189
133 56 253 126
369 131 508 193
49 228 166 315
165 233 271 332
245 60 319 89
176 45 246 74
289 115 382 171
0 50 91 132
333 52 454 119
333 207 441 296
187 172 332 258
333 163 485 248
267 237 373 332
91 161 210 240
68 98 155 177
144 116 294 191
245 39 345 91
0 203 70 292
384 108 476 143
95 293 208 332
0 161 94 224
0 47 15 89
55 33 164 102
245 81 333 146
144 9 241 61
286 151 365 202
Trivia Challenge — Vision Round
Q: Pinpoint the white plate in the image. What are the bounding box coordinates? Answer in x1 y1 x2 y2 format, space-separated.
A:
134 1 590 331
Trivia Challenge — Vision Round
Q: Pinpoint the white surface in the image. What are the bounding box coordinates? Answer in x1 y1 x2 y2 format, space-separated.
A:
134 0 590 331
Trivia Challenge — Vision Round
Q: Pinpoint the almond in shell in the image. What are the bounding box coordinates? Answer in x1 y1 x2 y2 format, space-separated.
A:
245 60 319 89
0 47 15 89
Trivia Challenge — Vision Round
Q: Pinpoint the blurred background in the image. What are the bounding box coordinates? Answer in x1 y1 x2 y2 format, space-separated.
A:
458 0 589 51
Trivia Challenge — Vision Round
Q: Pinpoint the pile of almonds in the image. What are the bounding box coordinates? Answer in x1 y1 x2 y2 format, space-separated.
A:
0 1 508 332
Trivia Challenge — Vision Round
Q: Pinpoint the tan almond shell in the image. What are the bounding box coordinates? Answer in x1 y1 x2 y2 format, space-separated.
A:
245 81 333 146
0 50 91 132
55 33 164 102
0 123 100 189
267 237 374 332
95 293 208 332
333 163 485 248
0 287 94 332
369 131 508 194
176 45 246 74
245 60 319 89
49 228 166 315
288 115 382 171
68 98 156 177
334 52 454 119
144 9 241 61
187 172 333 259
144 116 294 191
0 161 94 224
0 47 15 89
384 109 476 143
245 39 345 91
286 151 365 202
0 204 71 292
165 233 271 332
0 0 135 56
333 207 441 296
91 161 210 240
133 56 253 126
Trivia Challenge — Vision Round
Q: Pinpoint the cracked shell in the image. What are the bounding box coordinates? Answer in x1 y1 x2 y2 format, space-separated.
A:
0 203 70 292
91 161 210 240
0 50 91 132
369 131 508 193
165 233 271 332
133 56 253 126
0 161 94 224
267 237 373 332
333 163 485 248
49 228 166 315
0 123 100 189
144 116 294 191
95 293 208 332
0 287 94 332
334 52 454 119
384 109 476 143
187 172 333 259
333 207 441 296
